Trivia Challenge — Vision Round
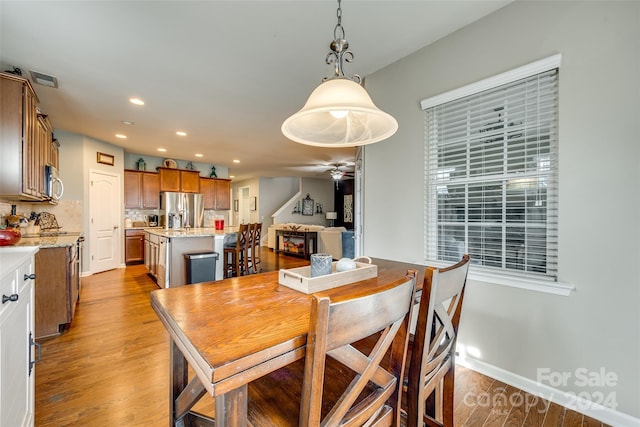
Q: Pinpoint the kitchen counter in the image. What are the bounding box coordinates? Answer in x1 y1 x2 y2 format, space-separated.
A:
144 227 238 287
144 226 237 238
11 233 81 249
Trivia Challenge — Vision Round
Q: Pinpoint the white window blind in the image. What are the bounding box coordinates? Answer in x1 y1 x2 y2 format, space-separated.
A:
424 67 559 280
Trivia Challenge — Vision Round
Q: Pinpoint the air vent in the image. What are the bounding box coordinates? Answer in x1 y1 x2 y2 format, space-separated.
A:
29 70 58 88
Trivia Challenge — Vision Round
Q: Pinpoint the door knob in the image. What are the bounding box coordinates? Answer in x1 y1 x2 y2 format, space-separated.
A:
113 225 119 230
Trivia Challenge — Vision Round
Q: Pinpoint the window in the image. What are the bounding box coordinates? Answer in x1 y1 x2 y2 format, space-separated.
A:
423 56 560 281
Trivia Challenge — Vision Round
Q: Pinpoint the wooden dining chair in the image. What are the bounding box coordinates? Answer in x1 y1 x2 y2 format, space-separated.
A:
223 223 250 278
247 222 262 274
248 272 417 426
404 255 470 427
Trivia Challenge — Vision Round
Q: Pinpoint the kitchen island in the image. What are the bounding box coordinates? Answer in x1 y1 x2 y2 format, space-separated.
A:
144 227 236 287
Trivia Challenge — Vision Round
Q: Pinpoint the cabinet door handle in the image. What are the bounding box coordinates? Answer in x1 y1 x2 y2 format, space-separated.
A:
24 273 36 281
29 332 41 376
2 294 18 304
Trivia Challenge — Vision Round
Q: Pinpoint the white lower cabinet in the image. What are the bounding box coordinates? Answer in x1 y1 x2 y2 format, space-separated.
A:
0 248 37 427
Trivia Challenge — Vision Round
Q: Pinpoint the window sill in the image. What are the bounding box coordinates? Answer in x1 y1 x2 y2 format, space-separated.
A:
469 269 574 296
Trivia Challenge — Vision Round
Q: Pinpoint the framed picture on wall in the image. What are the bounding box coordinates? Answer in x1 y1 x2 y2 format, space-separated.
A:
302 194 314 216
250 196 257 211
97 152 114 166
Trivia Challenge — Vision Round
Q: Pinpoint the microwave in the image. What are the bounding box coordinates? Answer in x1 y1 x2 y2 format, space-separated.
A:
45 164 64 202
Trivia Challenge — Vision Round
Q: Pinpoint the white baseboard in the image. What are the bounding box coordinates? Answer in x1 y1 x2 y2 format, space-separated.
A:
457 357 640 427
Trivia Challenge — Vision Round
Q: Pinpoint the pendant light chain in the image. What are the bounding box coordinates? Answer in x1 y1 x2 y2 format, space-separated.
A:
334 0 344 40
326 0 359 83
280 0 398 147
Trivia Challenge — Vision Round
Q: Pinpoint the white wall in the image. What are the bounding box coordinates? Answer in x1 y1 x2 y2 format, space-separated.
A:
53 130 126 274
364 1 639 421
257 176 300 227
274 178 334 226
232 176 334 227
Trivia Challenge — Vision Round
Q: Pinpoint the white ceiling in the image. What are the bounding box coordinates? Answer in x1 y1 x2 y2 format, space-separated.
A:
1 1 510 181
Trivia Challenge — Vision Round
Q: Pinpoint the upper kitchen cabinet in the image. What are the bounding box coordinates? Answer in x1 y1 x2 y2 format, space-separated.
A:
0 72 45 200
157 167 200 193
124 170 159 209
200 177 231 210
36 114 55 195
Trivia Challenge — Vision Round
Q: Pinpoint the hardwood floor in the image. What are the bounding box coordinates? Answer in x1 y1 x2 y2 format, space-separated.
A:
34 248 608 426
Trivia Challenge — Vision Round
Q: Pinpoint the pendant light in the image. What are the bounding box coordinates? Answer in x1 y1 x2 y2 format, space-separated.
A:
281 0 398 147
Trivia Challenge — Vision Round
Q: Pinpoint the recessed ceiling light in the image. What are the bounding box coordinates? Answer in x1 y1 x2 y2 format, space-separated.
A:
129 98 145 106
121 120 134 125
176 131 187 136
229 175 235 179
233 159 240 163
157 148 167 152
115 134 127 139
195 153 203 158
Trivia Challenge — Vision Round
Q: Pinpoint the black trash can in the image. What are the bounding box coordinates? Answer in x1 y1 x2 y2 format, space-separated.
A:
184 252 219 284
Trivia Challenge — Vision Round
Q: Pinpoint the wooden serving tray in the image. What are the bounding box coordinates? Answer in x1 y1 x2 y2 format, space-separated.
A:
278 257 377 294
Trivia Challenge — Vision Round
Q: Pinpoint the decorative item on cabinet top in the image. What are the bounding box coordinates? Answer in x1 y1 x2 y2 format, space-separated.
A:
163 159 178 168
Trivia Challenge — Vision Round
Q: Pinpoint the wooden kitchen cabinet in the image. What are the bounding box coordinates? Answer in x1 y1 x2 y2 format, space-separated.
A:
34 243 80 339
124 170 159 209
180 170 200 193
200 177 231 210
0 72 43 200
36 114 58 197
214 179 231 210
158 167 200 193
142 172 160 207
125 229 145 265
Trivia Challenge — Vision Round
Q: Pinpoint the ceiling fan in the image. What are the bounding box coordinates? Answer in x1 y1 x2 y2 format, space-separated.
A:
327 163 354 180
327 163 355 188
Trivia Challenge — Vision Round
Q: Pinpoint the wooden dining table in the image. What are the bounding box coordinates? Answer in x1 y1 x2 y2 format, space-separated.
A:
150 257 424 427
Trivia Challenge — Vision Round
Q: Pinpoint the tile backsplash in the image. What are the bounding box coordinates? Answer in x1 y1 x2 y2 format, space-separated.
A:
123 208 225 228
0 199 83 232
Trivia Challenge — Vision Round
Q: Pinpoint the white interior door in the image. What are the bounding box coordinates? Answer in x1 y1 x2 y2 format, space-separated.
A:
89 170 121 274
239 186 250 224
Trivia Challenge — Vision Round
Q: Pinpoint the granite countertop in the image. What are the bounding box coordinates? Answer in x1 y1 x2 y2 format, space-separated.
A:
144 227 236 238
125 226 164 231
12 234 81 249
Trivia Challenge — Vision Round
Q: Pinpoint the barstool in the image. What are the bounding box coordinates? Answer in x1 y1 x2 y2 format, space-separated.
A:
224 223 250 278
247 223 262 274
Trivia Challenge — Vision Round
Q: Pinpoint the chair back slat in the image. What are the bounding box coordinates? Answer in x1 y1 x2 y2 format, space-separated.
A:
301 273 417 427
325 281 415 350
406 254 470 427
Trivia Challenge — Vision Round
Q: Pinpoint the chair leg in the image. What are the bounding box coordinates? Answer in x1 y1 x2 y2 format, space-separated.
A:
442 369 455 427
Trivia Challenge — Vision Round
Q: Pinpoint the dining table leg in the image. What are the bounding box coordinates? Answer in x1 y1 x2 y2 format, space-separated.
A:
170 339 189 427
170 339 248 426
214 384 248 427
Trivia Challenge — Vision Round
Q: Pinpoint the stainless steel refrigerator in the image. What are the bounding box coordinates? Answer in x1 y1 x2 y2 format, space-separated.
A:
161 192 204 229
